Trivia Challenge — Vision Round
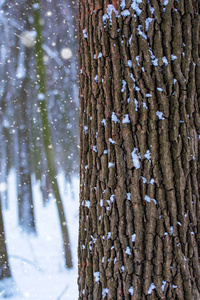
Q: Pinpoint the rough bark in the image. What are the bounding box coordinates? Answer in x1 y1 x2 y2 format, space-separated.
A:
78 0 200 299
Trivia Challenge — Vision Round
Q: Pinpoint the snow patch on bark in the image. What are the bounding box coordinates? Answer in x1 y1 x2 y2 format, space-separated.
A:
131 148 141 169
147 283 156 294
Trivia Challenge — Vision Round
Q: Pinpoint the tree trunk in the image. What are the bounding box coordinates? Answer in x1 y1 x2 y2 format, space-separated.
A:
33 0 73 268
0 199 11 279
15 22 36 232
78 1 200 299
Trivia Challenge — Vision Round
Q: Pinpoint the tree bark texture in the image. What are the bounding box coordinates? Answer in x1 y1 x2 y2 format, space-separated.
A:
78 0 200 299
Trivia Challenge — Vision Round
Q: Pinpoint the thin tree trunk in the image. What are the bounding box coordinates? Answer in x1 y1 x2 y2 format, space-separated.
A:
0 199 11 279
33 0 73 268
78 0 200 299
16 42 36 233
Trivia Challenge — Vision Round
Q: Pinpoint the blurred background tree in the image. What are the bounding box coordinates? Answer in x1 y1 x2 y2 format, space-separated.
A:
0 0 78 275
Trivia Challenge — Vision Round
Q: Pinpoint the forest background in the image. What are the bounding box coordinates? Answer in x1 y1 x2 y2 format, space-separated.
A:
0 0 79 298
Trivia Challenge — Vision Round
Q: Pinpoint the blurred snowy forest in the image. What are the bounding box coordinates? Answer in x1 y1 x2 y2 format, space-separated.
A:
0 0 79 298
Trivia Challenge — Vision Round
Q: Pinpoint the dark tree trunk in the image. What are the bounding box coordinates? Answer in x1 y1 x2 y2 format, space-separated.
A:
78 0 200 299
16 45 36 233
0 199 11 279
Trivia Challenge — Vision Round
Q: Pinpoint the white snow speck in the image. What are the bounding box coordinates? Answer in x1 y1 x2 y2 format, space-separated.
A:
131 148 141 169
134 98 138 111
156 111 165 120
127 60 132 68
92 145 97 152
128 286 134 295
102 4 119 26
135 86 140 91
144 150 151 163
145 195 151 203
121 0 126 10
108 162 115 168
127 193 131 200
125 246 131 255
162 56 168 66
111 112 119 123
94 75 98 82
97 52 103 59
149 6 155 14
122 114 130 124
60 48 73 60
135 55 140 66
109 138 116 144
132 233 136 242
20 30 37 48
141 176 147 183
103 150 108 154
147 283 156 294
146 93 152 97
107 232 111 239
163 0 169 6
157 87 163 92
101 119 106 126
83 28 87 38
150 178 154 185
131 0 142 16
32 3 40 10
121 80 127 93
171 54 177 61
149 49 158 66
102 288 109 298
37 93 45 100
121 9 130 17
145 18 153 31
161 281 166 292
170 226 173 235
129 34 133 45
137 25 147 39
100 199 103 207
130 73 136 82
110 195 114 202
83 200 90 208
143 101 148 108
84 126 88 134
145 195 157 205
94 271 100 284
172 285 177 289
152 199 157 205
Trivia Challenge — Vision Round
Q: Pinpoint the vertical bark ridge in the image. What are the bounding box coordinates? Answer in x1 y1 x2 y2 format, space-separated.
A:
78 0 200 299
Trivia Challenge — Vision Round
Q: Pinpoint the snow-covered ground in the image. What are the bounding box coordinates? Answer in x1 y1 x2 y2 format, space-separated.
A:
0 169 79 299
